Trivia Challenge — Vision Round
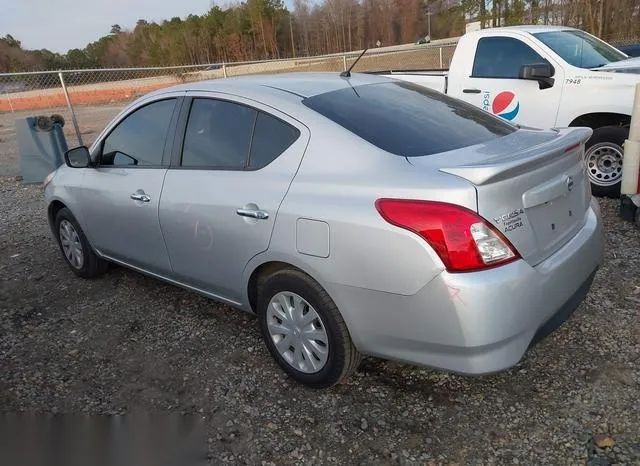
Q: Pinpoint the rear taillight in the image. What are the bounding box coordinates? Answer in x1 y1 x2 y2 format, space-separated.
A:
375 199 520 272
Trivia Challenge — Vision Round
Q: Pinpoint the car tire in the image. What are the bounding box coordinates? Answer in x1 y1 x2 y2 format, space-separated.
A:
54 207 108 278
257 268 361 388
584 125 628 198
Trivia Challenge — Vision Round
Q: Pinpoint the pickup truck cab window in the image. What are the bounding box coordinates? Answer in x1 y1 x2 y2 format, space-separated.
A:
533 30 626 69
472 36 548 79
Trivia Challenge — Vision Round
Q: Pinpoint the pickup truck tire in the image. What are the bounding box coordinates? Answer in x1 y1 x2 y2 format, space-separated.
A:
584 126 627 198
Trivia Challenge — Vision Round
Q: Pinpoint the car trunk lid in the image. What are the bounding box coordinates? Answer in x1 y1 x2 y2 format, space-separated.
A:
411 127 593 266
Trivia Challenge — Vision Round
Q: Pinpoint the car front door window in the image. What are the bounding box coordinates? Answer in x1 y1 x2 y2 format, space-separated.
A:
100 98 176 167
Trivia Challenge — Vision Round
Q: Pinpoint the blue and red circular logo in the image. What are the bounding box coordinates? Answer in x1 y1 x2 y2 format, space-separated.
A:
492 91 520 121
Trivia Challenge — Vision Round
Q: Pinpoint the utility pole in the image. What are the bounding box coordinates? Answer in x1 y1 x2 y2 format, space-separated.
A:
529 0 534 24
289 15 296 58
598 0 604 37
427 10 432 38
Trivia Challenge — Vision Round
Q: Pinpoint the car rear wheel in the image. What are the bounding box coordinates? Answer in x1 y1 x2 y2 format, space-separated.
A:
54 207 108 278
584 125 628 198
257 268 361 388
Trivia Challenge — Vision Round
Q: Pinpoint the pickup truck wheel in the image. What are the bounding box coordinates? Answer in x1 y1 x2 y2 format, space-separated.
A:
584 126 627 198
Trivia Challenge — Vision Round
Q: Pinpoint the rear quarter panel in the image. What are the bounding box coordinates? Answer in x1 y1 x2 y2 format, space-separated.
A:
242 117 479 306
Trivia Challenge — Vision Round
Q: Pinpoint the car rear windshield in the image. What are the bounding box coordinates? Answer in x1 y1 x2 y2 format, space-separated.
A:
301 80 516 157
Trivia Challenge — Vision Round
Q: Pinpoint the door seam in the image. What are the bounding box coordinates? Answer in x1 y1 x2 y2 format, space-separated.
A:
156 168 175 274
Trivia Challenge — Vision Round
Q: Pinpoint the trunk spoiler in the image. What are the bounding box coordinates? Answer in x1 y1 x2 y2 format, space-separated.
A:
439 127 592 186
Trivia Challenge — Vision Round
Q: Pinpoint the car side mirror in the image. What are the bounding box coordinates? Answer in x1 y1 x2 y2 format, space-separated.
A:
64 146 91 168
519 63 555 90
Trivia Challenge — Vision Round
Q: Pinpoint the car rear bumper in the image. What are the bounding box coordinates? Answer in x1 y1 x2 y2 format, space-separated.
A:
329 199 604 375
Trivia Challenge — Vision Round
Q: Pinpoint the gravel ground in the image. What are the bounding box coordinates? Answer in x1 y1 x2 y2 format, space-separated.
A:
1 175 639 465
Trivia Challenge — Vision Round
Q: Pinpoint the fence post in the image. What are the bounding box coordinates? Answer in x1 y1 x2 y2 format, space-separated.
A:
58 71 83 147
222 63 227 78
343 55 347 72
4 90 14 112
439 47 443 69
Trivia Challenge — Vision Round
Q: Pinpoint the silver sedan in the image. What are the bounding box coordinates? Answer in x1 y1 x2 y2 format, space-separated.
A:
44 72 604 388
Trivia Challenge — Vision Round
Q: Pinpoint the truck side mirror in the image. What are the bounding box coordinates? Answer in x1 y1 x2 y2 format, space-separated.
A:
64 146 91 168
519 63 555 90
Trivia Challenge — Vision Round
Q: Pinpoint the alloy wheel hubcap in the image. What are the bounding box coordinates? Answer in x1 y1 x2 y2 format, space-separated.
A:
266 291 329 374
585 143 623 187
59 220 84 269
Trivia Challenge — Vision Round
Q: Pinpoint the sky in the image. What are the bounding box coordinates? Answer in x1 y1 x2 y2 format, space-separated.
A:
1 0 279 54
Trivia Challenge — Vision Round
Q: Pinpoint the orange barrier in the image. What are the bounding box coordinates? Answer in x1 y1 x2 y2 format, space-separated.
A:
0 83 169 112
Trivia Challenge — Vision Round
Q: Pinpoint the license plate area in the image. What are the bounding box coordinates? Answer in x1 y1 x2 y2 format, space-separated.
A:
525 184 587 258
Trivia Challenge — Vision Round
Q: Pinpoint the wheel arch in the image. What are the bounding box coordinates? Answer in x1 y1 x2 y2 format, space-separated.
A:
247 260 295 313
243 254 364 347
47 199 68 233
569 112 631 130
246 259 331 313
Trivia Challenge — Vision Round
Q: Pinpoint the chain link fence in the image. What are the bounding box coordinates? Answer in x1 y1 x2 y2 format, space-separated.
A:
0 44 456 114
0 31 636 176
0 43 456 175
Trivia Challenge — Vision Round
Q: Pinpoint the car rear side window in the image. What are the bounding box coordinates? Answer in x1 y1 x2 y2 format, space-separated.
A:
248 112 300 169
302 81 515 157
101 98 176 167
182 98 257 168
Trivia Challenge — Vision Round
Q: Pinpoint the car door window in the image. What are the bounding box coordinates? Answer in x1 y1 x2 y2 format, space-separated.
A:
182 98 257 169
100 98 176 167
472 37 548 79
248 112 300 169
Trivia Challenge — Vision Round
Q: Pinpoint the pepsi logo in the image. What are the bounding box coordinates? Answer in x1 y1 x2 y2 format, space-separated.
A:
492 91 520 121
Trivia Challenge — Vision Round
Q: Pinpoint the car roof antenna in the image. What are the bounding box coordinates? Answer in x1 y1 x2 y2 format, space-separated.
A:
340 48 368 78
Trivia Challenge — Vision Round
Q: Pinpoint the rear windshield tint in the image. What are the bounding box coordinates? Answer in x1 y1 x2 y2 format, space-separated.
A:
302 81 516 157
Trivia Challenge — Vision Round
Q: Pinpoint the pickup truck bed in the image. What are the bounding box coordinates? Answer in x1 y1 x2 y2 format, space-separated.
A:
368 70 449 93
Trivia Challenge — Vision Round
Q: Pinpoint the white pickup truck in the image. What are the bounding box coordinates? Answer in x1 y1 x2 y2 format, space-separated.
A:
381 25 640 198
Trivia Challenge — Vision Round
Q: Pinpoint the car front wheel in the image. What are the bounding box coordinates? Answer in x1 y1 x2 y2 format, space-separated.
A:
54 207 108 278
257 268 361 388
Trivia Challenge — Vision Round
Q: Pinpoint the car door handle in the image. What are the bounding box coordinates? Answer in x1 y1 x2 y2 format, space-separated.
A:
236 208 269 220
130 193 151 202
462 88 481 94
